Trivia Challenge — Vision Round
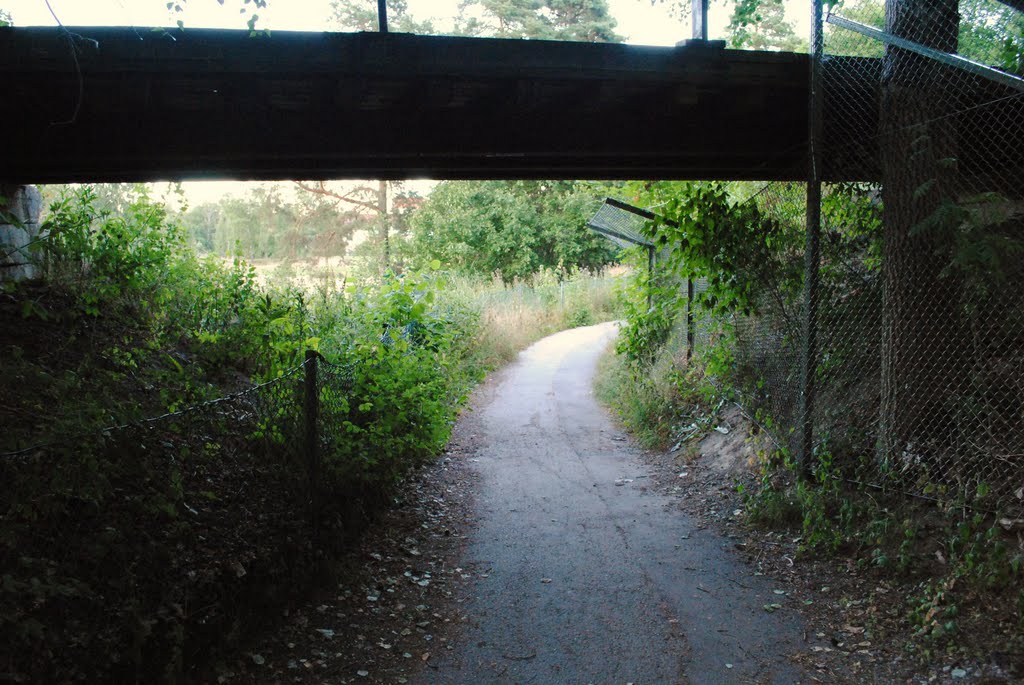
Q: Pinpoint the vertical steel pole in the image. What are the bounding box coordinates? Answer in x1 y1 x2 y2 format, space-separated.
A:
304 350 320 530
377 0 389 33
800 0 825 480
686 278 695 363
647 246 655 310
692 0 709 40
685 0 708 365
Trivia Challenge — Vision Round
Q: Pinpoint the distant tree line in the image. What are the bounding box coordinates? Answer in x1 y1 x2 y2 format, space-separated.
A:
179 185 370 261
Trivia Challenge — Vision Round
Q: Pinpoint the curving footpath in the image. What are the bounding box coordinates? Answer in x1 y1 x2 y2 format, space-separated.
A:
415 322 810 685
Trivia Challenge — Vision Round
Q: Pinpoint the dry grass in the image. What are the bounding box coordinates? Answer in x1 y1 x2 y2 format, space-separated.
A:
455 272 625 369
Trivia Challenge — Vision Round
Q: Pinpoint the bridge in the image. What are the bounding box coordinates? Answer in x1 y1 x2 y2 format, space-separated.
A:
1 27 814 183
0 26 1018 184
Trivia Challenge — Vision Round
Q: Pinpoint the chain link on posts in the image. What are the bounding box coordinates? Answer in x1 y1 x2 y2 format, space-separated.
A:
820 0 1024 515
0 352 363 531
683 0 1024 517
686 183 808 457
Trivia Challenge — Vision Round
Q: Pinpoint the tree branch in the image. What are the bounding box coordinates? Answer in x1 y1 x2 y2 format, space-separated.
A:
294 181 380 213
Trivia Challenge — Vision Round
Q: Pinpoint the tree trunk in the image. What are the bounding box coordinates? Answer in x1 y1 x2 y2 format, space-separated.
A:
879 0 964 467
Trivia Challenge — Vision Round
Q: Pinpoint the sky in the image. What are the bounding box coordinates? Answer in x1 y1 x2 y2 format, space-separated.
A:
4 0 810 204
5 0 811 48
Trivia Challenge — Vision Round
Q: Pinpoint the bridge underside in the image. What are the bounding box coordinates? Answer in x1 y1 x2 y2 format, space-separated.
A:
2 28 815 183
2 27 1016 184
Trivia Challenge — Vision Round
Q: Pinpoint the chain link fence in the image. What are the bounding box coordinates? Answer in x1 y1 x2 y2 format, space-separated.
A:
0 352 359 533
0 352 369 679
679 0 1024 517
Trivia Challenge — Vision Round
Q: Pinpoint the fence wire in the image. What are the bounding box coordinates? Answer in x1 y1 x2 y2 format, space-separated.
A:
0 354 361 526
824 0 1024 515
683 1 1024 517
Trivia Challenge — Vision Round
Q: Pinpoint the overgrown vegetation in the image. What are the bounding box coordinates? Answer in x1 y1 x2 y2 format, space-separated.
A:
408 181 619 284
0 186 620 682
598 177 1024 665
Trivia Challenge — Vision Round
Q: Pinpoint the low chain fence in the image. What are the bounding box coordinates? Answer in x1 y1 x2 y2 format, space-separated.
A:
0 351 363 525
0 350 370 679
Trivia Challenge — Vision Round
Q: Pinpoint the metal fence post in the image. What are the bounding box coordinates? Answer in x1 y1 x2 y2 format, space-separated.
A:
799 0 825 480
686 278 695 363
647 245 655 309
303 349 320 529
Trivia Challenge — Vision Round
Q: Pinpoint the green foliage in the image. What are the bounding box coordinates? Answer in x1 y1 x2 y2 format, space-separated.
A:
458 0 623 41
912 191 1024 299
959 0 1024 73
727 0 806 52
596 333 719 450
829 0 1024 67
648 181 804 317
312 270 476 491
40 187 188 317
613 247 681 366
610 181 804 374
2 184 625 682
409 180 619 284
167 0 267 30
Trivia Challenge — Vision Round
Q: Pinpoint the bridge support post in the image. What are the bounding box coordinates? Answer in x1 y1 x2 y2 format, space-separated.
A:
0 185 42 282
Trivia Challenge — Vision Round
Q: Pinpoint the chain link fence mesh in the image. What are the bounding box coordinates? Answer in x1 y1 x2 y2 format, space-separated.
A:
679 0 1024 517
0 354 362 527
823 0 1024 514
0 353 368 679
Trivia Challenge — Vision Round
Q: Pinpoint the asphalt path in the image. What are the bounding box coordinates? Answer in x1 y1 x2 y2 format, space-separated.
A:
416 322 810 685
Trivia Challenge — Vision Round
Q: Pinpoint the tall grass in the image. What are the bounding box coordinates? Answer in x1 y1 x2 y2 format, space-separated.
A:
446 269 625 370
594 325 701 449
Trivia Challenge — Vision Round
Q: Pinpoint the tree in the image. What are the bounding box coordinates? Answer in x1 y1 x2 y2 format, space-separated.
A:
727 0 806 52
180 202 221 252
408 180 617 283
457 0 623 41
826 0 886 57
330 0 435 33
959 0 1024 72
294 180 400 273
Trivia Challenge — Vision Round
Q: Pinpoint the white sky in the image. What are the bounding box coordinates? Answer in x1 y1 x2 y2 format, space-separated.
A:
5 0 810 204
5 0 810 48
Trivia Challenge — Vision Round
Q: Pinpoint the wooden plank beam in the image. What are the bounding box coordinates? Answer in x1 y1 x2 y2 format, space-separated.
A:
0 27 818 182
